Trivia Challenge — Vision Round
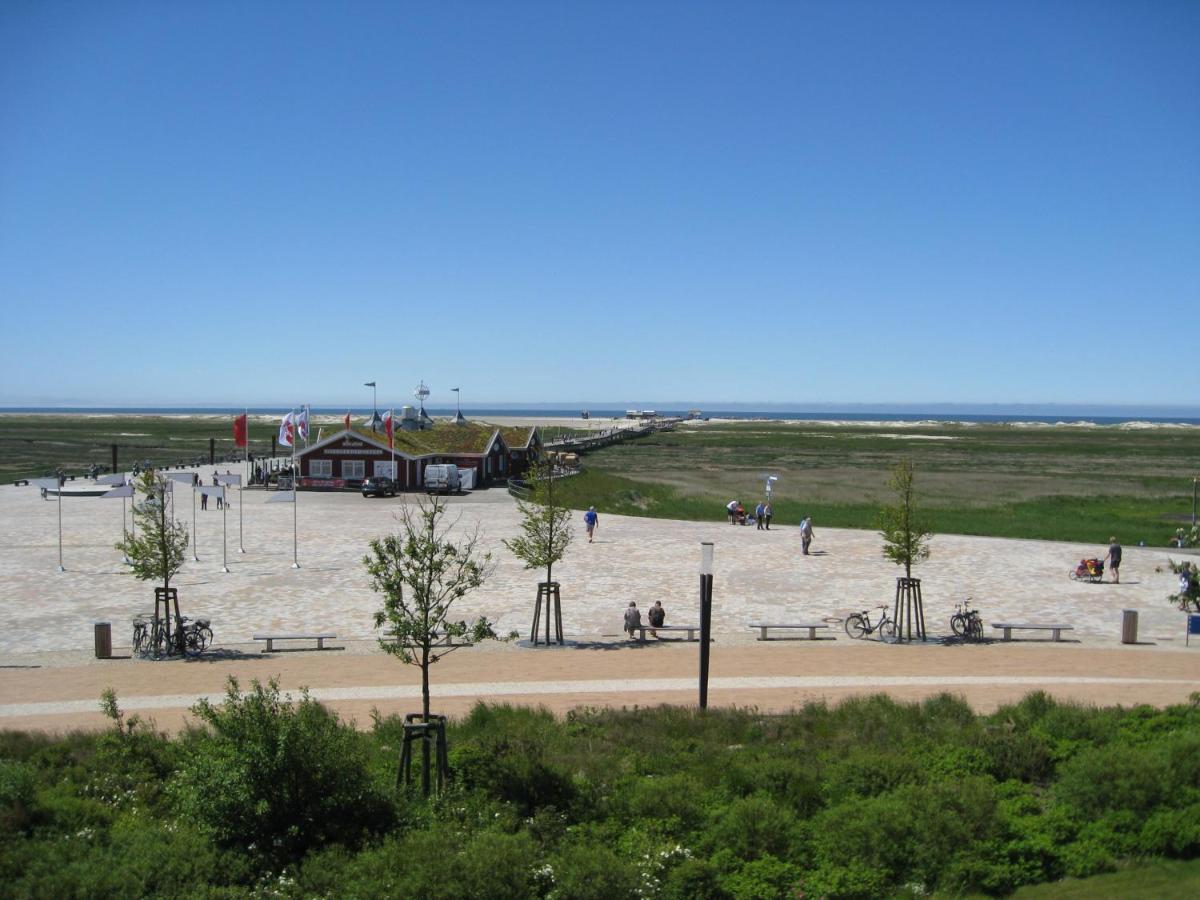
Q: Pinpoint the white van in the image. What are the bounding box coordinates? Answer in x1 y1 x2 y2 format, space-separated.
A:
423 464 461 494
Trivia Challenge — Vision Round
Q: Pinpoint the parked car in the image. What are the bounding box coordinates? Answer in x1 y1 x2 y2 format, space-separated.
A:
423 464 461 494
361 475 397 498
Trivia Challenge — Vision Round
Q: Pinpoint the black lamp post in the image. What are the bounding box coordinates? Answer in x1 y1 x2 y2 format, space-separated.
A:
699 542 714 709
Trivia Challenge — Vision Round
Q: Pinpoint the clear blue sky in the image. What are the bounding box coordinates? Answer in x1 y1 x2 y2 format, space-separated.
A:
2 1 1196 410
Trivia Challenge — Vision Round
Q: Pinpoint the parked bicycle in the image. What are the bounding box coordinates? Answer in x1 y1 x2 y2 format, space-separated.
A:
949 598 984 640
844 605 896 640
132 614 212 658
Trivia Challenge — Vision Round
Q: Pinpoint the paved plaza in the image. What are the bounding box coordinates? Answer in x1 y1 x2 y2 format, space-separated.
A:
2 473 1198 732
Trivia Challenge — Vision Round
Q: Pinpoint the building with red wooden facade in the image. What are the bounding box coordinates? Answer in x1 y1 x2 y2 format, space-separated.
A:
294 422 539 490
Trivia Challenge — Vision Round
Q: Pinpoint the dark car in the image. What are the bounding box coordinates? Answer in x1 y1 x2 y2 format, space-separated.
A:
361 476 396 498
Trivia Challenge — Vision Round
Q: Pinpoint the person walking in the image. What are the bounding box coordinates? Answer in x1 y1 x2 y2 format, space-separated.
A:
624 601 642 640
763 501 774 530
199 472 208 511
647 600 666 638
1104 537 1122 584
584 506 599 543
212 472 223 510
755 501 765 530
726 499 739 524
800 515 815 555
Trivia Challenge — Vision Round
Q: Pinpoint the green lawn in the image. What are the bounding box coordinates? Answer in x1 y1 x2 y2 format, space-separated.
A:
559 421 1200 545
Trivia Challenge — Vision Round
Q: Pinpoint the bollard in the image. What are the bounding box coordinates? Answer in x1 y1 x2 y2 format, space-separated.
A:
94 622 112 659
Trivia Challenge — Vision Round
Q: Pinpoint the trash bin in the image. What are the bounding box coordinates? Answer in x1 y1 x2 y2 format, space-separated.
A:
94 621 112 659
1121 609 1138 644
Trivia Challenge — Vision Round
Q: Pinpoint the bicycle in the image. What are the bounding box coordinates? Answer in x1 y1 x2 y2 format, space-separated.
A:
132 614 212 657
844 605 896 640
949 598 984 640
180 616 213 653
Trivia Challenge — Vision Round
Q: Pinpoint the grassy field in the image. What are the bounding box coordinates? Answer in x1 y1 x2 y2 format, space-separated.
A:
554 421 1200 546
0 414 286 482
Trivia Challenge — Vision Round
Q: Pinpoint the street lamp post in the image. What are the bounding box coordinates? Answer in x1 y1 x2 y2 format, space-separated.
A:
699 542 714 709
365 381 378 430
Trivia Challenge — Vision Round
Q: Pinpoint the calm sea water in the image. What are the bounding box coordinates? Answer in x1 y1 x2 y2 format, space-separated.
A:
3 406 1199 426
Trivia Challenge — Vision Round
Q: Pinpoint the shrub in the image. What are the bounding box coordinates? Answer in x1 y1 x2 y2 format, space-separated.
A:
1054 744 1171 819
545 839 641 899
171 677 390 864
717 855 802 900
0 759 35 833
705 793 798 861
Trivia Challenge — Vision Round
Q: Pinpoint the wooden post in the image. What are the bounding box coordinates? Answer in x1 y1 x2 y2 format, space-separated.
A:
530 582 562 645
892 577 926 642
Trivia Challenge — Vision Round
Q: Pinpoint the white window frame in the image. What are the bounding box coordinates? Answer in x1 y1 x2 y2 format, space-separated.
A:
341 460 365 479
374 460 397 478
310 459 333 478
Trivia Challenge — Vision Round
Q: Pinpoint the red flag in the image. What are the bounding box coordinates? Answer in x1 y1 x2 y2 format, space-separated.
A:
383 409 394 449
344 411 351 431
233 414 248 448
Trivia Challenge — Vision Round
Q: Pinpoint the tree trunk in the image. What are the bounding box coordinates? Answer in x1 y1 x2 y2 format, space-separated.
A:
421 646 430 722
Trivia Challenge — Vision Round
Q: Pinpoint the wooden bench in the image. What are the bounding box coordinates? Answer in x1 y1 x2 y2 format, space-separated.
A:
636 624 700 641
748 623 833 641
991 623 1074 642
253 632 337 652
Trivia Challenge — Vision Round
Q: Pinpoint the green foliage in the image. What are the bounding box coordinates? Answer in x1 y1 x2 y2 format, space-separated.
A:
171 676 391 865
6 693 1200 897
366 495 491 719
878 458 932 578
115 470 188 592
504 459 574 585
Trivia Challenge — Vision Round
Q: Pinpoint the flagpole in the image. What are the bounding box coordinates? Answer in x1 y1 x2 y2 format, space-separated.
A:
221 486 229 573
291 408 300 569
56 475 64 572
241 407 247 553
121 490 130 564
191 475 200 561
390 408 395 482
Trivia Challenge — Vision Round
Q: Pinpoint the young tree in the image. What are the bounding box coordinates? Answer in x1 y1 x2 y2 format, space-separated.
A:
366 495 491 722
117 470 189 652
504 458 573 593
878 458 932 579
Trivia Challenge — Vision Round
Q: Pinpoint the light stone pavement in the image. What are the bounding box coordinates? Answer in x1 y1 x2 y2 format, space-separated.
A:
0 472 1195 657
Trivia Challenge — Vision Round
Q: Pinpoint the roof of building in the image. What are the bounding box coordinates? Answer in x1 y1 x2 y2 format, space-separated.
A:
299 422 504 458
496 425 539 450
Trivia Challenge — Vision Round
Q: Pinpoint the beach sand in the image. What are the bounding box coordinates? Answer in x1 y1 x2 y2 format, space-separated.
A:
2 467 1198 734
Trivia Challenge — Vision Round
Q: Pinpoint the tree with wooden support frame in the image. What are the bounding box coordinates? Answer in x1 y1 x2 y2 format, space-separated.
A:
878 458 932 641
117 470 189 655
366 495 491 795
504 459 573 645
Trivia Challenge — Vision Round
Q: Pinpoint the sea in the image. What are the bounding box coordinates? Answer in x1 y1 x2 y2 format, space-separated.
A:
3 405 1200 426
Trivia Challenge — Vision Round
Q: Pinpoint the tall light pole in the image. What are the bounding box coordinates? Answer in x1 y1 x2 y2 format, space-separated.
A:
1193 475 1197 527
698 542 714 710
364 381 378 430
452 387 465 424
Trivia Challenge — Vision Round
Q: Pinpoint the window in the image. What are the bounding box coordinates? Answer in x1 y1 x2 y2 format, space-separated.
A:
341 460 365 479
310 459 333 478
374 460 396 478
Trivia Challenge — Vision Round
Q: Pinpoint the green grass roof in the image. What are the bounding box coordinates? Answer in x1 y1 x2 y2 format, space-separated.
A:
343 422 499 455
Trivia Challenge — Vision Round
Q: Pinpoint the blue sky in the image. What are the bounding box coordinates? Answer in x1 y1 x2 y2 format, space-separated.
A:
1 1 1196 410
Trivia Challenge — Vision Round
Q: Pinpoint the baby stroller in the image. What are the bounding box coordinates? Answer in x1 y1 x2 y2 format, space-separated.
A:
1070 558 1104 583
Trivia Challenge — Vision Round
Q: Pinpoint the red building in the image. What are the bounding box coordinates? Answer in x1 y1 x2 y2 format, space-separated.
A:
294 422 539 490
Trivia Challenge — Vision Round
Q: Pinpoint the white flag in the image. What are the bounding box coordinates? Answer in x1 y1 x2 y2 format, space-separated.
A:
278 412 295 447
296 406 310 443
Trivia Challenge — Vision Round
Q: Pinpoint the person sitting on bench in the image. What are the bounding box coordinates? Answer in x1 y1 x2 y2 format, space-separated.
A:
647 600 666 638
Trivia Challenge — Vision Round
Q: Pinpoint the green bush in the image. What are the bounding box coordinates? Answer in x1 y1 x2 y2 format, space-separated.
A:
170 677 391 864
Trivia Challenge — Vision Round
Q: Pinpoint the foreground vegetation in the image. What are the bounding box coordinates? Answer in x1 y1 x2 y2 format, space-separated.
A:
3 686 1199 898
557 422 1200 545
